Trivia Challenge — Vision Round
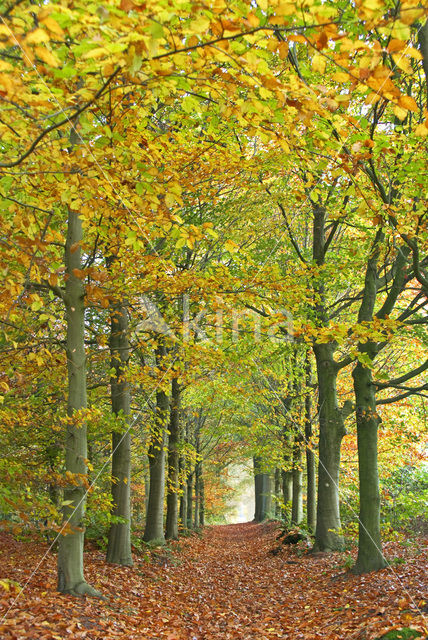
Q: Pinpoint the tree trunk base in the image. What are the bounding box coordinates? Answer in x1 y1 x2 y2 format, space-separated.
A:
143 536 165 547
60 581 104 598
106 555 133 567
351 556 387 574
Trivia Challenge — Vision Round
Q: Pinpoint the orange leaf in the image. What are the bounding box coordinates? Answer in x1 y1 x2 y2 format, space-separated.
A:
398 94 418 112
387 38 406 52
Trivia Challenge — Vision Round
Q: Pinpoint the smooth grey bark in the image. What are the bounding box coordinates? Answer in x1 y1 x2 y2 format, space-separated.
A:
274 468 282 518
254 468 262 521
144 470 150 514
281 468 293 524
186 471 193 529
263 474 272 518
281 394 293 526
305 382 317 533
194 462 200 528
311 204 346 552
254 457 271 522
106 296 132 566
351 238 409 572
291 434 303 526
143 348 168 545
352 238 411 572
165 378 180 540
351 232 389 573
313 343 346 551
352 360 386 573
194 430 201 528
178 455 187 529
57 210 99 596
199 466 205 527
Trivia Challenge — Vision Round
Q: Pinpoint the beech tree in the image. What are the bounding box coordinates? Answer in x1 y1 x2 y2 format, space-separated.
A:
0 0 426 603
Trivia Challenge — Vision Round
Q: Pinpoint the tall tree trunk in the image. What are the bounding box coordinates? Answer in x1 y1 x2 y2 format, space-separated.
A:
311 204 345 551
262 473 271 518
352 361 386 573
194 461 200 528
281 423 293 526
165 378 180 540
144 470 150 514
281 468 293 524
351 231 390 573
57 210 99 596
143 347 168 545
291 434 303 526
106 295 132 566
186 471 193 529
305 405 317 533
313 343 346 551
194 430 201 528
254 457 271 521
199 465 205 527
305 358 316 533
274 468 282 519
178 455 187 529
254 456 262 522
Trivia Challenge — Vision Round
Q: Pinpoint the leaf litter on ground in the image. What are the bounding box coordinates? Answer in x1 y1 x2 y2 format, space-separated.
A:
0 522 426 639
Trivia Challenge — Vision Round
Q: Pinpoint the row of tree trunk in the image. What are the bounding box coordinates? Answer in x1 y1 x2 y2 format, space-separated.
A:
57 210 203 595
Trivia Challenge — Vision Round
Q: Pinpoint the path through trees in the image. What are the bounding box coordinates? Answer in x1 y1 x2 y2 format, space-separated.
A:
0 523 426 639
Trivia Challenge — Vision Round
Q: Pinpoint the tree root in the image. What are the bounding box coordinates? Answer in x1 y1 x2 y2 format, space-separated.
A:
64 582 105 599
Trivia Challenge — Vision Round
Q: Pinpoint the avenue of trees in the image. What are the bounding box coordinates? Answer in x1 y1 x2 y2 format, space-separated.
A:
0 0 427 597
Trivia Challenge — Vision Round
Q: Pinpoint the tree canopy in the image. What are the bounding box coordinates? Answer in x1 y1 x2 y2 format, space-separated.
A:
0 0 427 633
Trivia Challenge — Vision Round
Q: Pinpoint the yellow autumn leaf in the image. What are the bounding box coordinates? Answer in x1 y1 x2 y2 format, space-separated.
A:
187 35 198 47
365 93 382 105
398 95 418 112
275 4 296 16
372 66 391 78
362 0 382 9
312 54 326 74
41 16 64 37
393 105 408 121
0 73 14 94
278 41 288 60
246 12 260 27
165 193 176 208
82 47 109 60
190 17 210 33
400 7 425 24
0 580 10 592
35 46 60 68
392 53 413 74
389 21 410 40
26 28 50 44
259 86 272 99
224 239 239 253
414 123 428 137
387 39 406 52
404 46 422 60
333 72 349 82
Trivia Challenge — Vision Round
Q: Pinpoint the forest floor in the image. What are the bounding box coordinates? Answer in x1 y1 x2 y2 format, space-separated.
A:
0 522 426 640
